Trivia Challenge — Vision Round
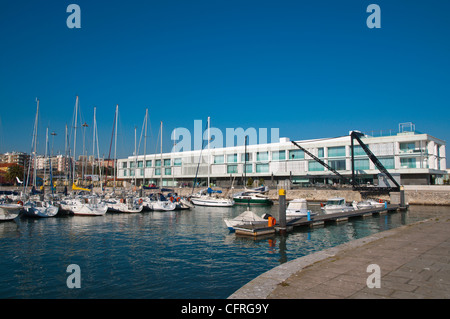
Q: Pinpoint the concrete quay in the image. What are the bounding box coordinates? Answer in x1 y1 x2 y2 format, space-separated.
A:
229 214 450 299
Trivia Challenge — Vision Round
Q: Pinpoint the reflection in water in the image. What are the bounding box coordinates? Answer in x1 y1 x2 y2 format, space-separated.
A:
0 204 446 299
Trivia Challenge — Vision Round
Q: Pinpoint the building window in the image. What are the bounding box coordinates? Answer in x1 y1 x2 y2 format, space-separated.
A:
272 150 286 161
256 163 269 173
241 153 252 162
227 154 237 163
352 145 366 156
164 168 171 175
328 146 346 157
214 155 224 164
130 169 135 177
122 162 127 168
155 159 161 167
155 168 161 175
329 160 346 171
123 169 127 177
400 157 416 168
379 157 395 169
137 161 143 168
227 164 238 174
308 161 324 171
244 164 252 173
318 148 324 158
140 168 144 176
163 159 171 166
400 142 416 153
257 152 268 162
289 149 304 160
174 158 182 166
130 161 135 168
146 160 152 167
354 159 370 170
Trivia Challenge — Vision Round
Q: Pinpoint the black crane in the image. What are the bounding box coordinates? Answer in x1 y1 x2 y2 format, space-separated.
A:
291 131 401 194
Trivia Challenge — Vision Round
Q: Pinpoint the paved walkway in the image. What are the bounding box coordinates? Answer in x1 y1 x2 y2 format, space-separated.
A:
229 214 450 299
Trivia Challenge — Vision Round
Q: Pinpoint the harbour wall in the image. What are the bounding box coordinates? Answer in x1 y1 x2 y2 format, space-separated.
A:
2 185 450 206
174 186 450 206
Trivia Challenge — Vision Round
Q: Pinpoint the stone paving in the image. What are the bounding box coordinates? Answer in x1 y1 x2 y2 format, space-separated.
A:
229 214 450 299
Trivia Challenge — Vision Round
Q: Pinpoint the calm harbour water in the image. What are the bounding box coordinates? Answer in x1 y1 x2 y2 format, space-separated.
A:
0 203 446 299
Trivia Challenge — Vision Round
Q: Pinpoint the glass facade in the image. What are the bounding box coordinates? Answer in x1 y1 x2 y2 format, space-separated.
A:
354 159 370 170
257 152 268 162
379 157 395 169
400 157 416 168
328 146 346 157
256 163 269 173
227 154 237 163
352 145 366 156
308 161 324 171
214 155 224 164
227 165 238 174
289 149 304 160
272 150 286 161
329 160 346 171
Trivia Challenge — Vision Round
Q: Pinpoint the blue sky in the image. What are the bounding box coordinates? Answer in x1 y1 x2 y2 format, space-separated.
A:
0 0 449 163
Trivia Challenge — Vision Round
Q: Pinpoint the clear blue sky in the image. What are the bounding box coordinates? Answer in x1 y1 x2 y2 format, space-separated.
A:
0 0 449 164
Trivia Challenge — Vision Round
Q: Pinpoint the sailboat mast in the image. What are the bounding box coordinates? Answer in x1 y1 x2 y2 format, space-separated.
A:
160 121 163 187
44 127 48 190
134 125 137 187
207 116 210 187
72 96 79 185
143 109 148 186
113 104 118 191
33 99 39 188
92 107 96 176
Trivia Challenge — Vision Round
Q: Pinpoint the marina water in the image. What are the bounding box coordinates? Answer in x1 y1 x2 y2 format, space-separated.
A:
0 204 445 299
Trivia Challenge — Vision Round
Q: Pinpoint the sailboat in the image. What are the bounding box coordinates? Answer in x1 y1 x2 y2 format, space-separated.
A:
189 117 234 207
232 136 273 206
23 99 59 218
60 98 107 216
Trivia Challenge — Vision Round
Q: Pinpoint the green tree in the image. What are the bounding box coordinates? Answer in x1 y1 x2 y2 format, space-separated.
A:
6 164 24 185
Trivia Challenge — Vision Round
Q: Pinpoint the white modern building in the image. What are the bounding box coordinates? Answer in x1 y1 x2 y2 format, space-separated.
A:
117 126 447 187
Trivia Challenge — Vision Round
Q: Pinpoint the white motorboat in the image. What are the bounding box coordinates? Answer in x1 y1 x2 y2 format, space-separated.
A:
286 199 316 219
366 199 386 208
60 196 108 216
322 197 354 214
223 208 268 231
23 200 59 218
0 203 23 221
352 199 386 210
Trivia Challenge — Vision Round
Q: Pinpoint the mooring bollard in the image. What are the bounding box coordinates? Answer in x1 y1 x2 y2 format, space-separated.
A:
278 189 286 233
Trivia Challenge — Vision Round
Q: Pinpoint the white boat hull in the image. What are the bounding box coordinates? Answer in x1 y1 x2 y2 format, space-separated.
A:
60 200 107 216
0 204 22 221
224 210 267 230
23 202 59 218
190 196 234 207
